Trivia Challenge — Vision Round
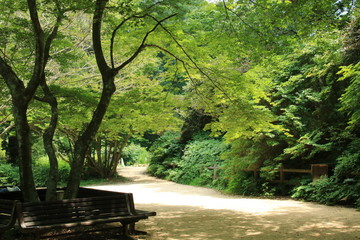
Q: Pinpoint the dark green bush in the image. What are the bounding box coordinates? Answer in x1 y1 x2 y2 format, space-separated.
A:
148 131 229 189
33 157 70 187
148 131 182 177
292 140 360 208
122 143 151 166
172 137 229 187
225 171 260 195
0 162 20 186
291 176 360 208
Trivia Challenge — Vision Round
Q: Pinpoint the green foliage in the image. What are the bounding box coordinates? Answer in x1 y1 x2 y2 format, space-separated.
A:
225 171 260 196
148 131 182 178
0 148 6 161
122 143 152 165
33 157 70 187
148 131 229 188
171 135 229 186
334 139 360 179
0 0 359 208
292 176 360 208
292 140 360 208
0 162 19 186
338 61 360 130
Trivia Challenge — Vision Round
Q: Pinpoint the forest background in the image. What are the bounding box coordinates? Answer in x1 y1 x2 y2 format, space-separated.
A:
0 0 359 208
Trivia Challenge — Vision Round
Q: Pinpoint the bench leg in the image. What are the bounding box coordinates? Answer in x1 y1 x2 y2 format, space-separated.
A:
129 223 148 235
120 223 135 240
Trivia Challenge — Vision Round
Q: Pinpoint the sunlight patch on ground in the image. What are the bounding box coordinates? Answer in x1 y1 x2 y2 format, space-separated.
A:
92 183 310 215
295 221 360 233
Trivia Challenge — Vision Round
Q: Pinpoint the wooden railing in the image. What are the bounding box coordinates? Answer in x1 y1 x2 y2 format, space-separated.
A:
208 163 331 183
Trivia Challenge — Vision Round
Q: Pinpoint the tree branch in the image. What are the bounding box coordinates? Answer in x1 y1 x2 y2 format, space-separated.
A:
93 0 111 76
113 14 176 74
110 14 148 69
0 56 26 93
145 15 232 101
143 43 213 107
222 0 265 41
0 123 15 139
25 0 45 99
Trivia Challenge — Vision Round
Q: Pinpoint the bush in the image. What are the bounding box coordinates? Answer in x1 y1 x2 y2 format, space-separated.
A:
33 156 70 187
225 171 260 195
122 143 152 166
0 148 6 161
292 176 360 208
333 139 360 180
0 162 19 186
148 131 229 189
148 131 182 177
0 157 71 187
291 139 360 208
172 137 229 187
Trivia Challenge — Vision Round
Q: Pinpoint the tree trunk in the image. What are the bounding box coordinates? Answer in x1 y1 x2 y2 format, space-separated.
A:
13 102 39 202
0 57 40 202
110 133 131 176
64 78 115 199
39 82 59 202
96 136 102 169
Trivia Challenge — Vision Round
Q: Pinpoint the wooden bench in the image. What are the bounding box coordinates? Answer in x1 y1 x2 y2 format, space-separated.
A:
77 187 157 233
16 193 155 239
0 199 17 237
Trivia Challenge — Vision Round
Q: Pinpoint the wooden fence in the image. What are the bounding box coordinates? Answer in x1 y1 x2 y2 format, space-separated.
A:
208 164 330 183
245 164 329 183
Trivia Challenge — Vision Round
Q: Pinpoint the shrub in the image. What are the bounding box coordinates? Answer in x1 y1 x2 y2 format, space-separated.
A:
291 176 360 208
291 139 360 208
225 171 260 195
33 156 70 187
148 131 229 189
173 137 229 187
0 149 6 161
148 131 182 177
333 139 360 180
122 143 152 166
0 162 19 186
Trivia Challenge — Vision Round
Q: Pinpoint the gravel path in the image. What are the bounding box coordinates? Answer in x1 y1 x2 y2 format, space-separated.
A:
92 167 360 240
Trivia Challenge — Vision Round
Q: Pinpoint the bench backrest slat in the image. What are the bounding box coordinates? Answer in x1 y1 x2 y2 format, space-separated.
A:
17 194 134 228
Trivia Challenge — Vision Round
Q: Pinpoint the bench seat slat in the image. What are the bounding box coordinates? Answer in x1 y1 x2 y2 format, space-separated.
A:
22 210 136 225
22 214 146 228
134 210 157 217
20 215 145 231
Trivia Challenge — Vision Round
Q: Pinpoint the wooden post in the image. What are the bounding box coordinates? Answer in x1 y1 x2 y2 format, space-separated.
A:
253 169 259 179
213 164 218 180
207 165 219 180
279 164 285 183
311 164 329 181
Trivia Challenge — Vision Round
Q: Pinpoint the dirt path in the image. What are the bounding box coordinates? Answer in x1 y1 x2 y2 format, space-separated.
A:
92 167 360 240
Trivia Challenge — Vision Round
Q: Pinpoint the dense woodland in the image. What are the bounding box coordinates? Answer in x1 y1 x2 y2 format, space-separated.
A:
0 0 359 208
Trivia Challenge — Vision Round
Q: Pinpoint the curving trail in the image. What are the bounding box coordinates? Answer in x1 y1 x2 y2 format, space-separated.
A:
92 167 360 240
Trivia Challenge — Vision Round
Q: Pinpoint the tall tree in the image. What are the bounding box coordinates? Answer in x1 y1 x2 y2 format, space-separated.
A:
0 0 64 201
64 0 189 198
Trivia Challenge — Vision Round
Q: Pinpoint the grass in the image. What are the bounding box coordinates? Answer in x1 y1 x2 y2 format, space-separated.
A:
80 174 129 187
